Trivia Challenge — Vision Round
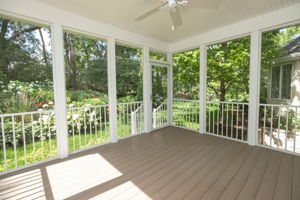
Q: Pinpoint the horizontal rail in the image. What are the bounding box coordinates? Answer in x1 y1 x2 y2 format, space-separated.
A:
67 104 108 111
207 101 249 105
0 109 54 117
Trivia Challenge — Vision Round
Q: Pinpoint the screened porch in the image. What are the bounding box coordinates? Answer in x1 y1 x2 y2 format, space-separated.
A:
0 0 300 199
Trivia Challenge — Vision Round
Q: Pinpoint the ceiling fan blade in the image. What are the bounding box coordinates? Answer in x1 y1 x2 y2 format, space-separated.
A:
188 0 222 9
170 7 183 29
135 5 162 21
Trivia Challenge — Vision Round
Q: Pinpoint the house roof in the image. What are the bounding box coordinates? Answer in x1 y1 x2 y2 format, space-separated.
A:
283 35 300 55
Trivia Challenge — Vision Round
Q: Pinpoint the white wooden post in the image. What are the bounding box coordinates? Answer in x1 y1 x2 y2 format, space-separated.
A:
248 31 261 146
167 53 173 126
143 47 152 133
107 38 118 143
199 44 207 134
52 24 68 158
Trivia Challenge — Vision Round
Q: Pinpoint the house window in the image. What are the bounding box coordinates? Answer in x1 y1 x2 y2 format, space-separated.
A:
271 64 292 99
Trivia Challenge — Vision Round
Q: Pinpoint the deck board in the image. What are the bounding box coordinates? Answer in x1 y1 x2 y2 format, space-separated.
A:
0 126 299 200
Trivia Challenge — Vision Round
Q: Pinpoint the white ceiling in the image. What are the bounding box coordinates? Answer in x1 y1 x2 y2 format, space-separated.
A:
36 0 298 43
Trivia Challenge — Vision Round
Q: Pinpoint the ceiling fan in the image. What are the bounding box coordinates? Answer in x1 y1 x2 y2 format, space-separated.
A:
135 0 222 31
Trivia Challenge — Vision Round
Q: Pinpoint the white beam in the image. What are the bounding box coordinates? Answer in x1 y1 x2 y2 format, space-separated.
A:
107 38 118 142
167 53 173 125
143 47 152 133
248 31 261 146
199 44 207 134
52 24 68 158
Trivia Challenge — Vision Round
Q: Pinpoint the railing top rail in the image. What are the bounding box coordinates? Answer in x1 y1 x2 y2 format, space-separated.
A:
259 103 300 108
117 101 143 105
67 104 108 111
0 109 55 118
173 99 200 102
132 104 143 114
207 101 249 105
154 101 166 111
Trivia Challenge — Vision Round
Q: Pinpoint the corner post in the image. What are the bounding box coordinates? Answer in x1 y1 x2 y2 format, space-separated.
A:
167 53 173 126
143 47 152 133
52 24 68 158
199 44 207 134
248 31 261 146
107 38 118 142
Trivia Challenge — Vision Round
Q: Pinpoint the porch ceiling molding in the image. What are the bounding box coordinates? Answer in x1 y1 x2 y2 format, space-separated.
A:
0 0 169 52
169 3 300 53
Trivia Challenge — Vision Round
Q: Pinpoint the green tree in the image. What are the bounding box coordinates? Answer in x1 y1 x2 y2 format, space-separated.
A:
207 37 250 102
173 49 200 100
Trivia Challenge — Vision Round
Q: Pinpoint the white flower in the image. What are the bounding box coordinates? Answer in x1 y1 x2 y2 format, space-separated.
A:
43 104 49 108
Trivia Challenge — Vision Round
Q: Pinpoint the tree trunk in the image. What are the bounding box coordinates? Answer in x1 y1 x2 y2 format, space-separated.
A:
66 35 78 90
38 28 50 67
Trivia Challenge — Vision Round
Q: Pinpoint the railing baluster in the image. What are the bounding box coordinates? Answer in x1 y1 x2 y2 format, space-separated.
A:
12 116 17 167
39 113 44 160
1 117 7 170
31 114 36 162
294 107 298 153
236 104 239 139
217 103 220 135
104 105 107 141
277 106 281 149
22 115 27 165
94 107 98 144
231 103 234 138
263 105 266 145
71 110 75 151
221 103 224 136
285 107 289 151
84 109 87 147
78 111 81 149
270 106 274 147
226 104 229 137
242 104 245 141
48 113 52 157
100 107 103 142
208 103 211 133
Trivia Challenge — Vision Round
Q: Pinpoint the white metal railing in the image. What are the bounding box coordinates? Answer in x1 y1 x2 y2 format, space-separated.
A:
172 99 200 131
153 101 168 128
0 110 57 173
117 101 143 138
258 104 300 154
206 101 249 142
67 105 109 153
131 103 144 135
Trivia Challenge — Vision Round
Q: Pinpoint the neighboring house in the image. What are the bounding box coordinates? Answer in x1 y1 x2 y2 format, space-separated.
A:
267 36 300 106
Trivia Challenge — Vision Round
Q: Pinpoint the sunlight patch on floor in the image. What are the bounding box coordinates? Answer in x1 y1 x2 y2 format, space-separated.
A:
89 181 150 200
46 154 122 200
0 169 46 200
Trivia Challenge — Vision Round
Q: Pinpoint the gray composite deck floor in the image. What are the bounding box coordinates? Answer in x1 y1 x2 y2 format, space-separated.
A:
0 126 300 200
